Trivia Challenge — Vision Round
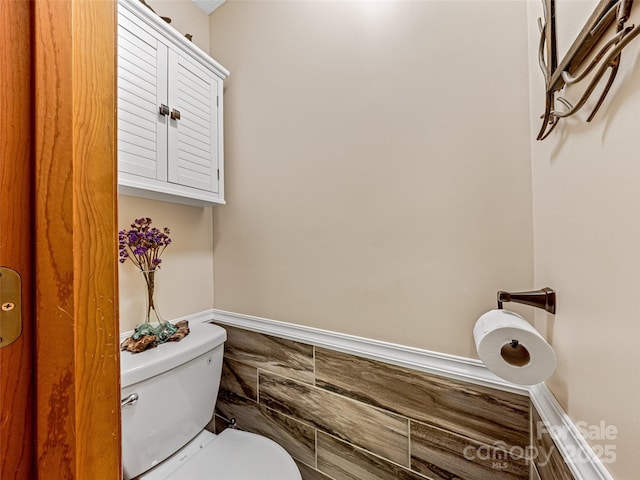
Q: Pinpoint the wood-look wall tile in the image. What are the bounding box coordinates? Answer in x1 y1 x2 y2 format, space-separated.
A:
259 371 410 467
531 407 575 480
207 414 229 434
531 463 542 480
296 460 336 480
221 356 258 401
215 324 314 384
316 348 529 448
411 420 529 480
317 432 430 480
216 391 316 466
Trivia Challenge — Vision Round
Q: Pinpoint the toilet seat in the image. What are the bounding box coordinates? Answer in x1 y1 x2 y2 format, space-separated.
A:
136 429 302 480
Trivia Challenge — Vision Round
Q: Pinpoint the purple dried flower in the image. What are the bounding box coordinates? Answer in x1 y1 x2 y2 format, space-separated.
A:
118 217 172 272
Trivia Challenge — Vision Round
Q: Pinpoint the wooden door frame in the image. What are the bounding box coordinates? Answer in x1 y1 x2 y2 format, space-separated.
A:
33 0 121 478
0 1 35 478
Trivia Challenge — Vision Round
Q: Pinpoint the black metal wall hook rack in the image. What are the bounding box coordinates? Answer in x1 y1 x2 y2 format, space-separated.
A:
536 0 640 140
497 287 556 314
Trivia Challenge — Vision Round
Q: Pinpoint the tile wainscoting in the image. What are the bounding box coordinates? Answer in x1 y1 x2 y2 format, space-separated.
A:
184 310 609 480
208 324 530 480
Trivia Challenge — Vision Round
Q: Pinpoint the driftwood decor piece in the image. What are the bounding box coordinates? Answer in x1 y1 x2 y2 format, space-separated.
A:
121 319 191 353
537 0 640 140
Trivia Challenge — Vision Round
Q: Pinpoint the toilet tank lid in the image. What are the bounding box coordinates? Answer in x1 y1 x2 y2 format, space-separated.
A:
120 322 226 388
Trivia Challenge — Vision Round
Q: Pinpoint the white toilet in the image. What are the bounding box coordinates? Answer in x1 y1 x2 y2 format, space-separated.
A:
120 322 302 480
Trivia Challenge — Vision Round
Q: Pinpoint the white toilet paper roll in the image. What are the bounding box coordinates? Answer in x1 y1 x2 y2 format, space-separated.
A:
473 309 556 386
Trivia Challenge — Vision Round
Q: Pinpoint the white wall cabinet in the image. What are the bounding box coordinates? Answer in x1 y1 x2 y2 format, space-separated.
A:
117 0 229 206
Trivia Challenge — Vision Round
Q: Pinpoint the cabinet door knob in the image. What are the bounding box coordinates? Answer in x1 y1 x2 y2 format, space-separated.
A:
170 109 181 120
159 104 170 116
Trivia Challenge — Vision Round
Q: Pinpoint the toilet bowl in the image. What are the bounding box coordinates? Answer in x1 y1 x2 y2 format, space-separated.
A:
120 322 301 480
135 429 301 479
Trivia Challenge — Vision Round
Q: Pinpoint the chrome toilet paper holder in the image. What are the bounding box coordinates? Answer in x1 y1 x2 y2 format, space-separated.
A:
497 287 556 314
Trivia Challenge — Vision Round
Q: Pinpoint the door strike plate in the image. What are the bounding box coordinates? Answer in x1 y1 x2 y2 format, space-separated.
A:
0 267 22 348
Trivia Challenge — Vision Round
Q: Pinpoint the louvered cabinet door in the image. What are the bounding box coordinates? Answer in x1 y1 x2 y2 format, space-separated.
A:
166 50 220 193
116 0 228 205
117 11 168 182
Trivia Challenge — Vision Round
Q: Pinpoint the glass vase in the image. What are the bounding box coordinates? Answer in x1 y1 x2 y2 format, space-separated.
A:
133 269 177 343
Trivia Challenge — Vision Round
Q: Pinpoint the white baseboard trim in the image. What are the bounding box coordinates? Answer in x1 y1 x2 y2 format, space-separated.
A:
529 384 614 480
187 309 612 480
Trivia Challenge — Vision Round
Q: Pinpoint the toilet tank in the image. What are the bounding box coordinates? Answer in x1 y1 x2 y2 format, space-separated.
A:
121 322 227 480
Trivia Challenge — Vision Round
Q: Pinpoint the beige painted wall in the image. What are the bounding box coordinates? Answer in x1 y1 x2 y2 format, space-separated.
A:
209 0 533 357
117 0 214 333
118 196 214 332
116 0 639 476
146 0 210 53
527 2 640 479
